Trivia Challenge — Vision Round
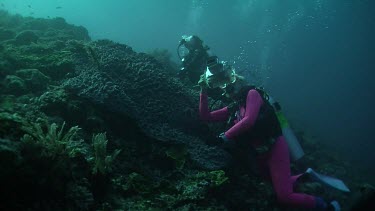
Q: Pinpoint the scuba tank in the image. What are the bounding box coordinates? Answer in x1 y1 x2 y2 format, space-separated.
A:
266 95 305 161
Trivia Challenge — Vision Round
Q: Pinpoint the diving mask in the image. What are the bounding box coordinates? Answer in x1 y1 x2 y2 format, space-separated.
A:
205 66 236 89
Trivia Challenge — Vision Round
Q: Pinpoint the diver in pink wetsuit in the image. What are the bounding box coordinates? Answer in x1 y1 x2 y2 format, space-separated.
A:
198 58 340 210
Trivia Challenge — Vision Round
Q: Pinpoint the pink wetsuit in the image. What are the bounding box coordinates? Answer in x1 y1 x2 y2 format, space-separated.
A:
199 89 317 208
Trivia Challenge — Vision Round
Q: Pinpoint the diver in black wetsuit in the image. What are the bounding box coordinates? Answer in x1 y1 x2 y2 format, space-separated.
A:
177 35 211 84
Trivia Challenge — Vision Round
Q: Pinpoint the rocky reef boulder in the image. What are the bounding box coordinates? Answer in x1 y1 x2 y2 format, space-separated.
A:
3 75 27 95
14 30 39 45
0 27 15 41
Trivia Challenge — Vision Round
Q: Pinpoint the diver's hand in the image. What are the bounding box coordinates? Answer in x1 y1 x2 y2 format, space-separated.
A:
218 132 230 142
206 133 228 146
218 132 235 150
198 74 208 92
198 74 207 87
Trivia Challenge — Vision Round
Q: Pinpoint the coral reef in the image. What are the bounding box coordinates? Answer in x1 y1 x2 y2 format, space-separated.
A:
0 9 372 211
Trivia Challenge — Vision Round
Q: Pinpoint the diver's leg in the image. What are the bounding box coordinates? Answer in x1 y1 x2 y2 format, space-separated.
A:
268 136 317 208
291 173 304 189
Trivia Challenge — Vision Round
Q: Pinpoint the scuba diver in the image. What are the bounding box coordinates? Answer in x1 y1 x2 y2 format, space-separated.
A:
177 35 211 84
197 59 342 210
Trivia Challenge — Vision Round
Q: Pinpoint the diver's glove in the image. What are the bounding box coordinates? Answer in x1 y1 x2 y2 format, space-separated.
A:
207 133 230 146
198 74 208 93
218 132 230 142
218 132 235 150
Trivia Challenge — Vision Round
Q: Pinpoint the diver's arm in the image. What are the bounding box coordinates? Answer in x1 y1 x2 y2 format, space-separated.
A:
199 91 229 122
224 89 263 139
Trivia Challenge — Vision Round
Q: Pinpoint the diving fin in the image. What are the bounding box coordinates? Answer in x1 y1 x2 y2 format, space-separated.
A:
306 168 350 192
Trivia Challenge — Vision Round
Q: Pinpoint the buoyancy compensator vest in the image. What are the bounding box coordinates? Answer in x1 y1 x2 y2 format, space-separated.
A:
227 85 282 154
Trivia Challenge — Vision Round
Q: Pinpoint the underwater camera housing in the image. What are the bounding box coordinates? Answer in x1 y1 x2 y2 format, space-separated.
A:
206 56 224 75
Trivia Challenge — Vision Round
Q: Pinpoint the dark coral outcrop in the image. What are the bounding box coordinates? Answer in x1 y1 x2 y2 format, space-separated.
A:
63 40 230 169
